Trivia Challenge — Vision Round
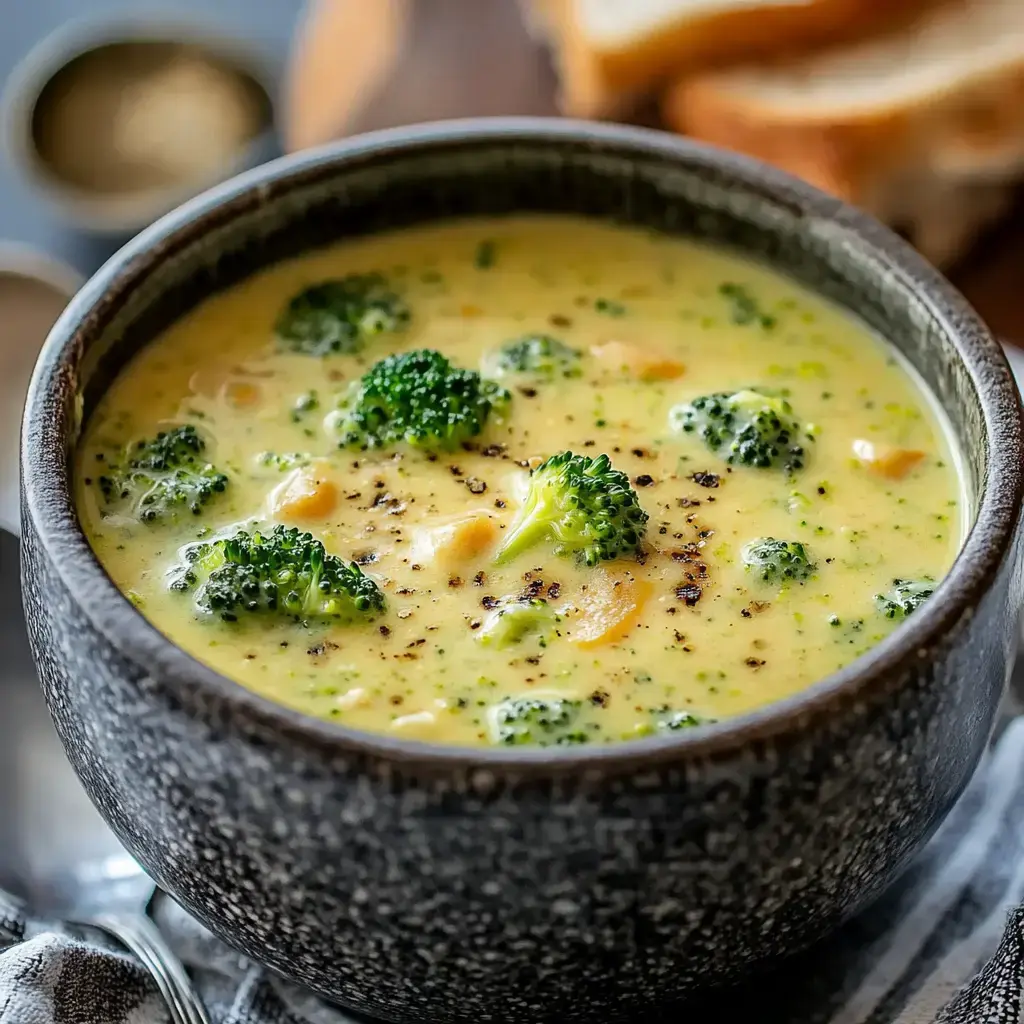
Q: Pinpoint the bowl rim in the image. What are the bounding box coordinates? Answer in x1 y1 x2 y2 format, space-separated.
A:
0 10 279 235
22 116 1024 773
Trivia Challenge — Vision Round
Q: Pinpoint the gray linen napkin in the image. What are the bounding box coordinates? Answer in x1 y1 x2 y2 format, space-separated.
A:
4 717 1024 1024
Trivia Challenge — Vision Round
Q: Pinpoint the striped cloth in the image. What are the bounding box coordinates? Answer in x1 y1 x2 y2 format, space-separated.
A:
3 717 1024 1023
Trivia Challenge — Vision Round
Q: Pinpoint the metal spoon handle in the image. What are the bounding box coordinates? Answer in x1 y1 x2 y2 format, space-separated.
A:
90 912 211 1024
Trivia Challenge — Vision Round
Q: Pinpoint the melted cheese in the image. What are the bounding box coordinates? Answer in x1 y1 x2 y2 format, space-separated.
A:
76 216 961 747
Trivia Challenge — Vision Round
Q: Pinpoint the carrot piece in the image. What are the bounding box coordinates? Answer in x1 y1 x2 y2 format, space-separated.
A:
431 512 499 564
222 380 262 408
853 440 926 480
591 340 685 381
272 465 338 521
570 569 652 648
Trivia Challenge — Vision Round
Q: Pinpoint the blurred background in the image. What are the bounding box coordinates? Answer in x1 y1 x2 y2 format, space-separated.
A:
0 0 1020 340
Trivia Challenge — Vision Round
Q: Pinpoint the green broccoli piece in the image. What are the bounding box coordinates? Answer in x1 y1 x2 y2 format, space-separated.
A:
97 425 228 524
170 525 385 623
485 334 582 379
490 696 587 746
494 451 649 567
670 387 807 472
477 599 561 648
276 274 409 356
335 349 510 451
651 706 709 731
743 537 817 585
875 577 935 619
255 451 311 472
719 282 776 329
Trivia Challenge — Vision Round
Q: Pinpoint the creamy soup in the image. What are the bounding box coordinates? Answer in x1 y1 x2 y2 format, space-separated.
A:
76 216 962 747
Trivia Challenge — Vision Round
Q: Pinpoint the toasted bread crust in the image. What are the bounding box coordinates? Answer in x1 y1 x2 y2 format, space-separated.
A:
665 62 1024 201
665 61 1024 265
543 0 940 118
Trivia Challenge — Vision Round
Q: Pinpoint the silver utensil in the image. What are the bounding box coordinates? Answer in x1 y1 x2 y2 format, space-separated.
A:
0 529 209 1024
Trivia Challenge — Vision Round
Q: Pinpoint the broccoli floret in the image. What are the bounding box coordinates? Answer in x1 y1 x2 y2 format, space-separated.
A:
477 599 561 647
485 334 582 379
97 425 228 524
255 451 311 472
670 388 807 471
743 537 817 585
335 349 510 451
170 525 385 623
875 577 935 619
489 696 587 746
495 451 649 567
276 274 409 356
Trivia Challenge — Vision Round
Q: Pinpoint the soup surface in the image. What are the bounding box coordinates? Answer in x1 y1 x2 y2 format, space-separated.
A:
77 216 962 747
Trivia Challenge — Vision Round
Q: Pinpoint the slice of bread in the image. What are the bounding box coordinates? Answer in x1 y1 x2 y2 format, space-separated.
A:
664 0 1024 266
522 0 937 118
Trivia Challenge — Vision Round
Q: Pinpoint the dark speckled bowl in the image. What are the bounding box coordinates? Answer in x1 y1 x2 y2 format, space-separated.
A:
19 119 1024 1024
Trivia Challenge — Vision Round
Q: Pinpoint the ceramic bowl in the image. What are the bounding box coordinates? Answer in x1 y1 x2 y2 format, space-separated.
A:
19 118 1024 1024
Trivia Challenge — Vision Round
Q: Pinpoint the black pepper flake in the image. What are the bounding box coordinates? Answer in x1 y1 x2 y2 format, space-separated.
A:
473 571 486 586
634 474 655 487
518 386 538 398
583 440 596 447
390 695 405 705
354 551 378 565
407 639 426 648
673 630 686 643
631 448 648 458
482 444 505 457
374 479 386 489
740 608 752 619
379 625 391 637
525 655 541 665
411 564 422 571
658 526 667 535
449 465 464 477
550 314 572 327
690 471 720 488
482 596 499 609
817 486 827 495
675 583 702 606
345 492 362 501
745 657 766 669
449 576 464 588
307 641 340 657
547 581 561 599
589 689 610 707
396 587 415 596
466 478 487 494
494 498 507 509
469 620 482 630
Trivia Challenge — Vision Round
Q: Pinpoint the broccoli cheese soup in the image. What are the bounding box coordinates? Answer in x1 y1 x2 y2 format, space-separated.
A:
76 216 963 748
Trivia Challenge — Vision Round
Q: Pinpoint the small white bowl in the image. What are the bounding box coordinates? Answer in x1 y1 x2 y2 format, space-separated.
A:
0 245 83 535
2 14 277 237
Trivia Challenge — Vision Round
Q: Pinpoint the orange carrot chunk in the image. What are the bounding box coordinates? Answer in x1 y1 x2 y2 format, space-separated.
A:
853 439 926 480
571 569 652 648
272 465 338 521
591 340 685 382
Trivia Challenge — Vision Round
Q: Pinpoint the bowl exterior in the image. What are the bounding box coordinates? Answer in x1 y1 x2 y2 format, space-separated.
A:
22 523 1014 1023
19 121 1024 1023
